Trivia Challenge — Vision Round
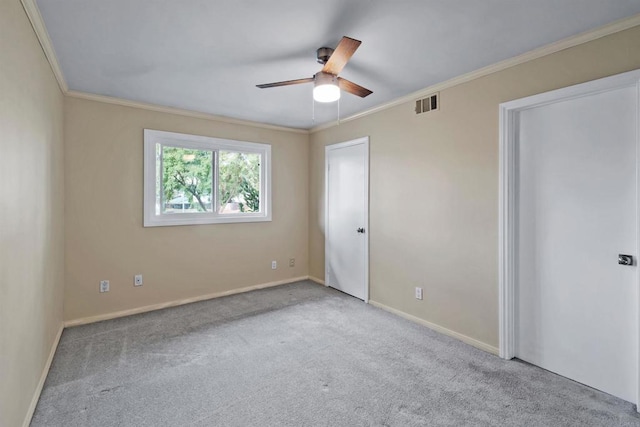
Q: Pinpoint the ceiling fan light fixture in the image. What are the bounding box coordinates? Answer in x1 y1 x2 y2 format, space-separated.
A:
313 72 340 103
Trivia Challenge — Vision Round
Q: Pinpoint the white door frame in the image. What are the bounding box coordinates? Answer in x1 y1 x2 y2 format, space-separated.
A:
325 136 370 303
498 69 640 405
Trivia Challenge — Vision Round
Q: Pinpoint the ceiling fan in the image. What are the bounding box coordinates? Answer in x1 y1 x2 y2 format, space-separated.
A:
256 36 373 103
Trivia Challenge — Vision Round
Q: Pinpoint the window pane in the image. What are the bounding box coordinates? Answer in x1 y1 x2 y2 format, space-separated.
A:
160 146 213 214
218 151 261 214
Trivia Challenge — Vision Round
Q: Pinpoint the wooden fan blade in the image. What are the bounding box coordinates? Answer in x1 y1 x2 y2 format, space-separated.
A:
322 36 361 75
338 77 372 98
256 77 314 89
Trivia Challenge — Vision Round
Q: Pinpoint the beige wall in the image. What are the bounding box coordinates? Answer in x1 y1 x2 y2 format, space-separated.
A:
309 26 640 349
0 0 65 425
2 8 639 425
64 98 309 321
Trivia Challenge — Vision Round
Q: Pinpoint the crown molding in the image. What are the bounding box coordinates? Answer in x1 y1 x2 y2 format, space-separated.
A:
21 0 307 134
310 13 640 133
20 0 68 92
19 0 640 134
66 91 309 134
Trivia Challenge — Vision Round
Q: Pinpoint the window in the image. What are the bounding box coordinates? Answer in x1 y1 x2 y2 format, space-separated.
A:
144 129 271 226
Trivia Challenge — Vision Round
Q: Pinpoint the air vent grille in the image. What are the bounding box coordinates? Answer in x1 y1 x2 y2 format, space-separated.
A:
415 93 439 114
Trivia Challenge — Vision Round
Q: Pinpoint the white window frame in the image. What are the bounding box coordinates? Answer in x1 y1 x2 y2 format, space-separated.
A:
143 129 271 227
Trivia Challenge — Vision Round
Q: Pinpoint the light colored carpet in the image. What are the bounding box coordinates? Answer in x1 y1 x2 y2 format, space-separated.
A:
32 281 640 426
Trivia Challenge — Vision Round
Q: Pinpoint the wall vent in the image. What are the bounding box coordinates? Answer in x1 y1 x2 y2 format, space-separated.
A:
415 93 439 114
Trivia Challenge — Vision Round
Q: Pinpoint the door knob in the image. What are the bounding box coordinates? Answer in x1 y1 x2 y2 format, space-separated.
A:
618 254 633 266
357 227 365 234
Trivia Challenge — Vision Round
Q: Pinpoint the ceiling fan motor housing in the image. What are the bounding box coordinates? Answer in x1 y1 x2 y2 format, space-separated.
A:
316 47 334 65
314 71 338 85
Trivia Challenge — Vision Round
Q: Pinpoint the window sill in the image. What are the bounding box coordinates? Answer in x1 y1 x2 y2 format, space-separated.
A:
143 213 272 227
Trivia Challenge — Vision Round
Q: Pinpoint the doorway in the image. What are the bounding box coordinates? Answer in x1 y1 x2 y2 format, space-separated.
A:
499 70 640 405
325 137 369 301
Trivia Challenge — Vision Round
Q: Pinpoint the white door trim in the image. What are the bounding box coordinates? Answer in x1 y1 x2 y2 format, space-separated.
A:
498 69 640 406
325 136 370 303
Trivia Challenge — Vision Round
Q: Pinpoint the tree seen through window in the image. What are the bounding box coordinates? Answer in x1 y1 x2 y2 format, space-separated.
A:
161 147 260 214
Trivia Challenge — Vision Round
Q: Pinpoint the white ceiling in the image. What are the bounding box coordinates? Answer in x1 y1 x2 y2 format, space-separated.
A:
36 0 640 130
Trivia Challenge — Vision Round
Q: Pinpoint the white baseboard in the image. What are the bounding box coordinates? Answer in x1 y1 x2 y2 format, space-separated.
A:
368 300 499 356
23 322 64 427
308 276 325 286
23 281 496 427
64 276 310 327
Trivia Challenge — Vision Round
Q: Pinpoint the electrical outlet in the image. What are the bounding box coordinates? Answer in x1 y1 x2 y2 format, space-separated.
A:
289 258 295 267
271 260 277 270
134 274 143 287
100 280 110 293
415 287 423 300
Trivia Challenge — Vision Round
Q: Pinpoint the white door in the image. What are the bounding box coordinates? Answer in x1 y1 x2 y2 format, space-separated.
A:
325 137 369 300
516 85 638 402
